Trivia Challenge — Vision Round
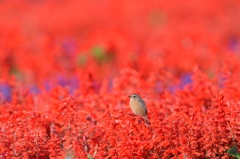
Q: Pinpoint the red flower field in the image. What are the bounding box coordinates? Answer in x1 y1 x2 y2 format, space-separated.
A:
1 0 240 158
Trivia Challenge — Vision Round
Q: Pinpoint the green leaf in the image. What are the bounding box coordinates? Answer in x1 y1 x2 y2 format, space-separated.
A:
92 46 105 61
87 154 94 159
91 45 114 64
227 145 240 159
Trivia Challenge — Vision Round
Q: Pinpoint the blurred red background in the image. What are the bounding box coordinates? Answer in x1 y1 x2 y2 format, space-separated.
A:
1 0 240 158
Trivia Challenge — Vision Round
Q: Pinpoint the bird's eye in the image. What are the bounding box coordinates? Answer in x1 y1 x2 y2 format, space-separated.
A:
133 95 136 98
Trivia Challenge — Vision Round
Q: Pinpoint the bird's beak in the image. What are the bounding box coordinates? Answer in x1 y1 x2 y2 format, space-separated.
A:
128 95 131 98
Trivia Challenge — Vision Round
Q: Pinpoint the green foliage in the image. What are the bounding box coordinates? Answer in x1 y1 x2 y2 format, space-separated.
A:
87 154 94 159
91 46 114 64
227 145 240 159
92 46 106 62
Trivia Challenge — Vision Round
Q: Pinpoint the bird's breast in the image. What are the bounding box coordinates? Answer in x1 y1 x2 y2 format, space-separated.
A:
129 100 147 116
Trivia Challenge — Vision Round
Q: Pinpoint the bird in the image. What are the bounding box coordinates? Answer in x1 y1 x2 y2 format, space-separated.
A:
128 94 150 125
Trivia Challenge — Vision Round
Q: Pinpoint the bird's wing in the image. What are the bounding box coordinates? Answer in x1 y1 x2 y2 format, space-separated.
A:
138 98 146 105
138 98 147 112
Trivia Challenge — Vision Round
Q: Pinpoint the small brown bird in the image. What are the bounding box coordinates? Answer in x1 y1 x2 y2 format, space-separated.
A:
128 94 150 124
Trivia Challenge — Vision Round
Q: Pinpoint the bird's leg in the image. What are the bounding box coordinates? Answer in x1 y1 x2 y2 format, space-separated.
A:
137 117 142 125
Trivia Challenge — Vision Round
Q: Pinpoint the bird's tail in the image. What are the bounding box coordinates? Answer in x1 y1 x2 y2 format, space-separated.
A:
143 115 151 125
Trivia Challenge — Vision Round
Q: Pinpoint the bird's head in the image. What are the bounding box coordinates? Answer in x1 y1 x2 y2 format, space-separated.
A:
128 94 140 99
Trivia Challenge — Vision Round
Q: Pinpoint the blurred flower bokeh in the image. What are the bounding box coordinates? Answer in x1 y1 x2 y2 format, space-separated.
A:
1 0 240 158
